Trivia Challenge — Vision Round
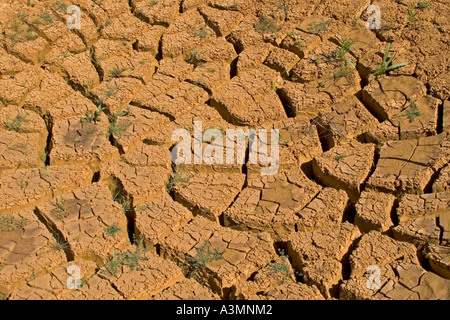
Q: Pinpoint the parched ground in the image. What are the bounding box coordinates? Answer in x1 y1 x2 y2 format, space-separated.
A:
0 0 449 300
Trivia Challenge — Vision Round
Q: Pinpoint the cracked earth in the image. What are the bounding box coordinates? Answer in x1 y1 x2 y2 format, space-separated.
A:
0 0 449 300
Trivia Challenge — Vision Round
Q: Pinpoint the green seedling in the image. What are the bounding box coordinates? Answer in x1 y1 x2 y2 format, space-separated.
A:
3 113 28 132
105 224 121 237
333 37 356 62
101 242 147 276
0 215 26 231
109 66 127 78
335 154 345 162
81 105 105 123
41 12 53 24
308 20 331 34
255 16 281 33
370 43 408 80
418 1 429 8
407 4 417 24
294 40 303 47
165 165 195 193
49 235 69 252
185 241 224 283
54 196 68 220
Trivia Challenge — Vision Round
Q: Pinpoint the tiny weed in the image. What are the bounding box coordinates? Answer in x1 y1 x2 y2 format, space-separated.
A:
370 43 408 80
41 12 53 24
165 165 195 193
49 235 69 252
333 37 355 62
55 2 68 11
308 20 331 34
79 275 93 288
105 224 121 237
54 196 68 220
255 16 281 33
109 66 127 78
101 242 147 277
0 215 27 231
185 241 224 283
148 0 159 6
3 113 29 132
335 154 345 162
418 1 429 9
81 105 105 124
394 99 421 122
103 83 120 99
407 4 417 25
192 26 208 38
27 270 37 282
294 40 303 47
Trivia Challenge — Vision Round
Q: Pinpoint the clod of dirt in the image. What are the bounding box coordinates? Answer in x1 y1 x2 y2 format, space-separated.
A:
134 192 193 247
315 95 378 148
246 282 325 300
0 209 66 296
354 191 395 233
0 165 92 214
224 166 322 241
433 165 450 192
160 215 277 297
174 171 245 223
36 183 129 265
9 260 98 300
427 245 450 280
393 192 450 247
153 278 220 300
0 106 47 170
312 140 375 202
50 114 120 166
366 133 450 194
211 65 285 125
287 222 361 298
362 76 427 121
99 246 185 300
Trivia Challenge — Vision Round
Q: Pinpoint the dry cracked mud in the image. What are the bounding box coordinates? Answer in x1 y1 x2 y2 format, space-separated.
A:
0 0 449 300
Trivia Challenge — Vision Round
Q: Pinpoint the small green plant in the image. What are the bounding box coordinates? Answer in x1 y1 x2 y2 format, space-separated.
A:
207 68 216 73
418 1 429 8
54 196 68 220
101 243 147 276
186 47 205 66
407 4 417 24
82 81 94 96
0 215 26 231
105 224 121 237
148 0 159 6
112 191 132 213
103 83 120 98
370 43 408 80
333 37 355 62
80 105 105 124
3 113 28 132
49 235 69 252
27 270 37 282
185 241 224 283
294 40 303 47
109 66 127 78
308 20 331 34
255 16 281 33
394 99 421 122
192 26 208 38
79 275 93 288
335 154 345 162
41 12 53 24
55 1 68 11
165 165 195 193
